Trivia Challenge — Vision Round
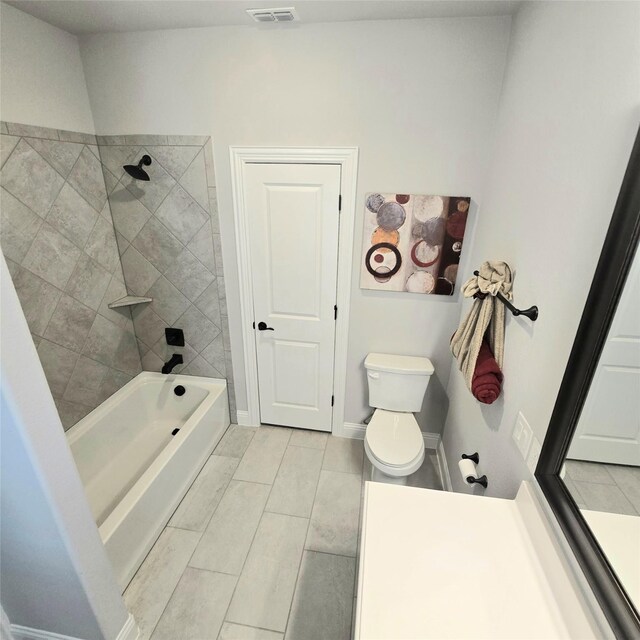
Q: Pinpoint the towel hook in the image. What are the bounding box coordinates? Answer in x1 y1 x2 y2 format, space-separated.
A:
472 271 539 321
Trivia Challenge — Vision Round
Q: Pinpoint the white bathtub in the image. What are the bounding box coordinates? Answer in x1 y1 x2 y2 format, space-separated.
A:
66 372 229 590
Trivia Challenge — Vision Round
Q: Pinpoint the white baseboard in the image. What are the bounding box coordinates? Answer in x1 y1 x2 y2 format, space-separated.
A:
117 615 139 640
235 410 251 426
422 432 440 450
340 422 366 439
436 439 452 491
12 614 138 640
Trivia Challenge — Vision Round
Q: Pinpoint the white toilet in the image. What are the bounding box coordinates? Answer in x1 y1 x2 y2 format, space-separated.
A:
364 353 435 485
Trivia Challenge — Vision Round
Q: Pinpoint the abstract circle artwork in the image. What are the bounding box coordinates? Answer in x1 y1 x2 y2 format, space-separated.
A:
406 271 436 293
365 242 402 280
371 227 400 251
360 193 471 295
446 211 468 240
413 195 444 222
376 202 406 231
366 193 385 213
444 263 458 283
411 240 440 268
411 217 446 246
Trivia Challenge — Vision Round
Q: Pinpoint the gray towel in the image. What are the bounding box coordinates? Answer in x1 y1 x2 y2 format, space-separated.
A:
451 261 513 389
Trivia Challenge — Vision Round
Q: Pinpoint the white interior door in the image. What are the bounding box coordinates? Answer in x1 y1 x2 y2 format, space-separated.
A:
245 163 341 431
569 250 640 466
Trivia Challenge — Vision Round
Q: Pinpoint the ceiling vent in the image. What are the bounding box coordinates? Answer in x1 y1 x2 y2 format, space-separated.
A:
246 7 299 23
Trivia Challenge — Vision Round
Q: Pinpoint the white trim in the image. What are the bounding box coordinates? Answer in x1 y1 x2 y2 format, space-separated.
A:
342 422 366 439
235 409 251 426
2 606 14 640
437 439 452 491
229 147 359 433
11 615 138 640
422 432 440 450
116 615 139 640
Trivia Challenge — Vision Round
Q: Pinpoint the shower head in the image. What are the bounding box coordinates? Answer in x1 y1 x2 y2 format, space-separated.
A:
123 155 152 181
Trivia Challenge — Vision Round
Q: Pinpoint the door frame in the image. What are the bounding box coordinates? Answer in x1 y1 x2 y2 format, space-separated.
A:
230 147 359 433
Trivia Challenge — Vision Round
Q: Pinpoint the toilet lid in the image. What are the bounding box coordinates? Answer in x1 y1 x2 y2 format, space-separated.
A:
366 410 424 467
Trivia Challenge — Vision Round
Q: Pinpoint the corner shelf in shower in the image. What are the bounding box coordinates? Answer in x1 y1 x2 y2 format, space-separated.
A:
108 295 153 309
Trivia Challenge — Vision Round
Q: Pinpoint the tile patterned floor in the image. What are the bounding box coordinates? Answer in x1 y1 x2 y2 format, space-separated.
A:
124 426 443 640
565 459 640 516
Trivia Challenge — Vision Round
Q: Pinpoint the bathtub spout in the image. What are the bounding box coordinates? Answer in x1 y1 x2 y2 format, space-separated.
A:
162 354 183 374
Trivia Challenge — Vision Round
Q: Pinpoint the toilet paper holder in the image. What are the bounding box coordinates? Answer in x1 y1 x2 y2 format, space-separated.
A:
466 475 488 489
460 452 488 488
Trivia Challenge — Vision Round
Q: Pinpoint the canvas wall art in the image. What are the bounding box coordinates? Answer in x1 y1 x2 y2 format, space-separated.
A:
360 193 471 295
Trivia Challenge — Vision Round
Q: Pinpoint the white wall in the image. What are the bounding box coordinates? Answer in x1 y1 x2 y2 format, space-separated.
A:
0 256 129 638
0 2 95 132
79 16 512 431
443 1 640 497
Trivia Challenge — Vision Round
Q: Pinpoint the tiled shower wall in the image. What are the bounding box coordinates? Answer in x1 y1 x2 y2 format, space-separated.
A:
96 135 236 422
0 121 142 429
1 124 235 427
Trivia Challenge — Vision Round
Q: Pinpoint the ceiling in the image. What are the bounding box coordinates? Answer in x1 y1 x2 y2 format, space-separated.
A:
5 0 522 35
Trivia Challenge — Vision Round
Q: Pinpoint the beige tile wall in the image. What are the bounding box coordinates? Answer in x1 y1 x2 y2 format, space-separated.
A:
0 121 141 429
97 135 235 421
0 123 236 427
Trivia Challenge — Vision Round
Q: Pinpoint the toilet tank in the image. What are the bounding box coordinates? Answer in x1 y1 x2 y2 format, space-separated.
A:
365 353 434 412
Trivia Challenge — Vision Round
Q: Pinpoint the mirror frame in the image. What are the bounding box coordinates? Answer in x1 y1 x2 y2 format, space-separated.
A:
536 125 640 638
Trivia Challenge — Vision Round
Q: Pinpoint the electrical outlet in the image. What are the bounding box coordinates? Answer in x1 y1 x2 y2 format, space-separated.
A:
513 411 533 459
526 435 542 473
512 417 523 442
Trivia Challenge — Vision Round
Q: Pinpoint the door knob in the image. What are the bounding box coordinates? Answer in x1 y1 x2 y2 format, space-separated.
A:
257 321 274 331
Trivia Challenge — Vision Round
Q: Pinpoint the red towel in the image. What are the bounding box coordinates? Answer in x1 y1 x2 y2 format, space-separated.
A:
472 339 503 404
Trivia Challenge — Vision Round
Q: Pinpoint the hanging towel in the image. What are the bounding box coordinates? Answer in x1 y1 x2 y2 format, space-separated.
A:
450 261 513 390
472 339 503 404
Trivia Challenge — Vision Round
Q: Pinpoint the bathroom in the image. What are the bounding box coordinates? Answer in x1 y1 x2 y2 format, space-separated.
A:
0 0 638 638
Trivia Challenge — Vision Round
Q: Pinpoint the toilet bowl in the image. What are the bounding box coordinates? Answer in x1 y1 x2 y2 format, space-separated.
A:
364 409 425 485
363 353 434 485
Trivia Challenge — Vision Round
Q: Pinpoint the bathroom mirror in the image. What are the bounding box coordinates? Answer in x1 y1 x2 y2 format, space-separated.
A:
537 126 640 638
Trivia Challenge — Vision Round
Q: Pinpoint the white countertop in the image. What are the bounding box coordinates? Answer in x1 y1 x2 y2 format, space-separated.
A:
355 481 598 640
